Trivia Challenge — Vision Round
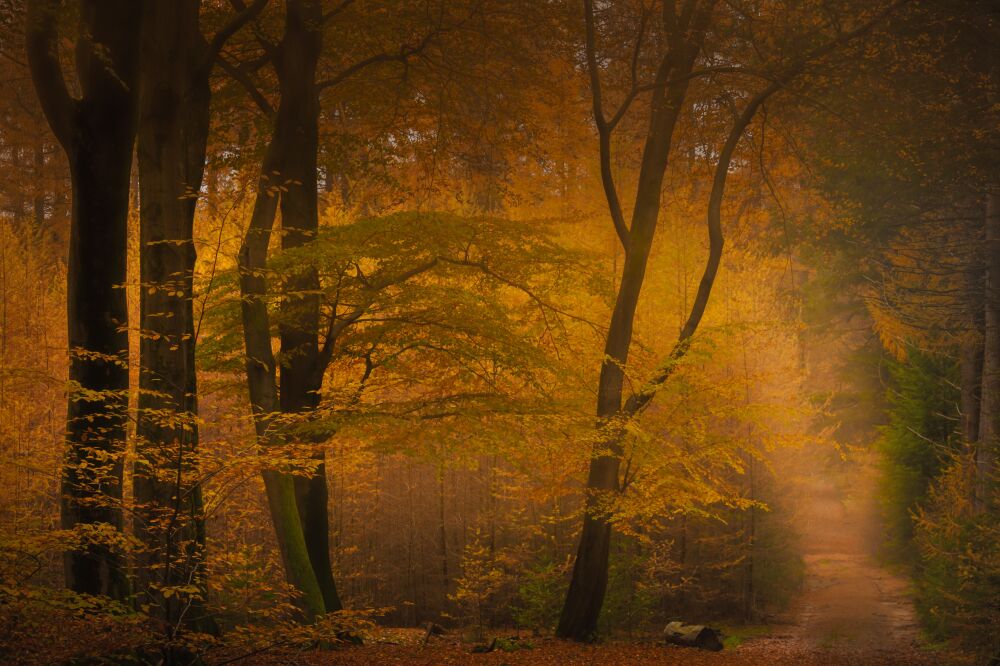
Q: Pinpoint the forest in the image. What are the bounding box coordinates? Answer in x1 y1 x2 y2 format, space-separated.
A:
0 0 997 664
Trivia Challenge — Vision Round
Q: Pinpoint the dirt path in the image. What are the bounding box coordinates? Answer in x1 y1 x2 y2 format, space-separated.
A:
730 473 951 664
788 476 920 651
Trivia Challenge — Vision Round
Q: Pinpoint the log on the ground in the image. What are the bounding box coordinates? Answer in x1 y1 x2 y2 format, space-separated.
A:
662 621 724 651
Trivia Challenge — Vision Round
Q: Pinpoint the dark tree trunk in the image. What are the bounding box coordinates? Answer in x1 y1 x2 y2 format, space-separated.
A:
134 2 264 637
62 143 133 599
273 0 342 614
135 0 214 635
238 142 328 619
962 251 984 449
979 191 1000 505
26 0 143 600
232 0 442 617
557 3 705 639
236 0 339 617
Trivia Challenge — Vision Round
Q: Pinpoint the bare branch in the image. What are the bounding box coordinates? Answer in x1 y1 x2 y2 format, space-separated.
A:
316 26 440 91
322 0 356 23
584 0 630 249
216 53 275 116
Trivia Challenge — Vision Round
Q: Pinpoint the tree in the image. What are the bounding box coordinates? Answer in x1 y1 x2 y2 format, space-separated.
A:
228 0 514 616
232 0 345 619
134 0 265 638
24 0 143 599
558 0 900 640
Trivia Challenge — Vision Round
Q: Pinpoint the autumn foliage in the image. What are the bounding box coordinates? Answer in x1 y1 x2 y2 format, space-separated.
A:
0 0 996 663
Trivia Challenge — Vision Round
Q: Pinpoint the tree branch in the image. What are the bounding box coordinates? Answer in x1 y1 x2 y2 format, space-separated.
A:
322 0 356 23
584 0 630 250
316 26 440 91
313 258 440 379
217 53 275 116
24 0 78 152
206 0 269 66
621 0 907 419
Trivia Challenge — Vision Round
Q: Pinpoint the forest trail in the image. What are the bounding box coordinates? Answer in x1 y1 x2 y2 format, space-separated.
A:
713 469 957 665
785 474 921 653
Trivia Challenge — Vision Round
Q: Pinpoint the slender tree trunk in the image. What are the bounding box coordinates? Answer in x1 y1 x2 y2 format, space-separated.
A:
557 1 890 639
32 140 46 230
557 30 698 642
238 156 328 620
978 191 1000 505
273 0 343 614
217 0 335 619
962 251 984 450
962 340 984 448
26 0 143 600
744 455 756 622
558 0 806 636
437 462 448 612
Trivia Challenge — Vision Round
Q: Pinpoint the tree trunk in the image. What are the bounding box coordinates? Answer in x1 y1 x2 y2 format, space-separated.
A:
135 0 214 634
962 251 984 450
263 469 329 617
26 0 143 600
557 22 698 640
238 135 328 620
558 0 802 636
61 143 132 600
274 0 343 614
979 191 1000 506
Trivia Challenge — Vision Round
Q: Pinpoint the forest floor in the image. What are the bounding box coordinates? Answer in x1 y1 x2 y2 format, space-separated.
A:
272 469 971 665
